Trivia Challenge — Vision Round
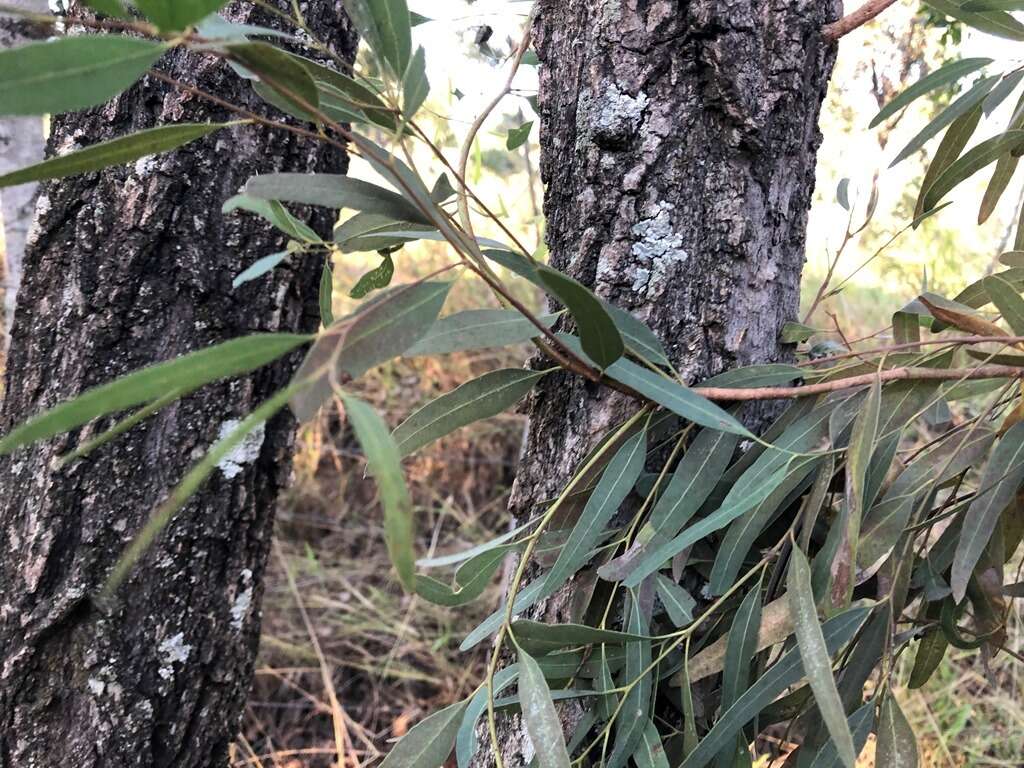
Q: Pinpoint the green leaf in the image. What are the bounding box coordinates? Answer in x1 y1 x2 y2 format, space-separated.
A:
965 0 1024 7
876 695 919 768
702 365 804 389
539 429 647 597
402 45 429 118
789 548 857 768
244 173 432 225
456 666 519 768
405 309 557 356
870 57 993 128
511 620 651 656
924 0 1024 39
414 546 508 606
340 393 415 590
716 580 763 767
223 194 321 242
781 321 818 343
0 123 225 188
537 267 624 369
891 74 1000 167
984 273 1024 334
291 282 451 420
0 334 311 456
319 259 334 327
979 93 1024 223
806 701 876 768
679 606 871 768
350 253 395 299
380 698 469 768
517 648 572 768
288 52 397 130
917 104 983 219
347 0 412 77
923 130 1024 211
655 574 696 627
133 0 228 30
909 627 949 689
951 421 1024 602
232 251 288 288
622 465 790 589
229 42 320 117
391 369 547 457
603 303 670 367
836 178 851 210
507 121 534 150
637 720 670 768
607 591 653 768
0 36 167 116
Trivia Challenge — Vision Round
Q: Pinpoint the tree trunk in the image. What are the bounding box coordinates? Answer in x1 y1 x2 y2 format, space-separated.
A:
486 0 840 763
0 3 356 766
0 0 48 347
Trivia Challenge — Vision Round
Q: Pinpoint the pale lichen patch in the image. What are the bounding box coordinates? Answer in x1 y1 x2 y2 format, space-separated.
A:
157 632 192 680
231 568 254 630
215 420 265 479
630 201 687 297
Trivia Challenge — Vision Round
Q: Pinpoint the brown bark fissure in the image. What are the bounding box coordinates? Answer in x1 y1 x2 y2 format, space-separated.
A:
0 3 355 766
483 1 841 764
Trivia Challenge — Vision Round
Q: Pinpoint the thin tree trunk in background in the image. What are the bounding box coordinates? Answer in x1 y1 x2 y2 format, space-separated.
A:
485 0 841 763
0 0 48 348
0 3 356 765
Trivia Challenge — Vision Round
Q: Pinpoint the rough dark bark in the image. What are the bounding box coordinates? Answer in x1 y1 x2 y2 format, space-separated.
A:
0 3 356 766
485 0 841 764
0 0 48 344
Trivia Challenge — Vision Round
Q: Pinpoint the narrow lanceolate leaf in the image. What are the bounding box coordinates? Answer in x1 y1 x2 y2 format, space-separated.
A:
380 699 469 768
607 592 653 768
233 251 288 288
715 581 763 767
637 720 670 768
510 620 651 656
319 259 334 327
391 369 547 457
229 42 320 116
832 378 880 610
0 334 311 456
978 116 1022 223
916 105 983 219
788 548 856 768
604 303 670 366
517 649 572 768
340 394 415 590
807 701 876 768
349 0 413 77
984 273 1024 335
349 253 395 298
414 546 508 606
923 130 1024 211
909 626 949 688
405 309 557 356
540 429 647 596
0 36 167 116
679 606 871 768
655 574 696 626
924 0 1024 39
870 57 993 128
964 0 1024 8
951 421 1024 602
402 45 429 118
538 266 624 369
876 695 919 768
456 666 519 768
223 194 321 242
890 75 999 168
133 0 229 30
244 173 432 225
0 123 226 188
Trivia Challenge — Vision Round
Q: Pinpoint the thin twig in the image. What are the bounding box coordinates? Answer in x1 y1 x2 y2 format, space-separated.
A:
822 0 899 41
694 364 1024 401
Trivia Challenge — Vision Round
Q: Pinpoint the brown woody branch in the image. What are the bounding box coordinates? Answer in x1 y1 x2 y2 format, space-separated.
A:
694 365 1022 401
822 0 899 41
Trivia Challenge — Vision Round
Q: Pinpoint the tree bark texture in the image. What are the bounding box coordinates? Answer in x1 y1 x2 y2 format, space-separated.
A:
0 0 48 345
485 0 841 764
0 3 356 766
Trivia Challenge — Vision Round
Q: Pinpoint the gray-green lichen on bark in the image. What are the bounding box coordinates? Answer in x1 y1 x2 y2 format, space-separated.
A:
0 2 356 765
476 0 841 764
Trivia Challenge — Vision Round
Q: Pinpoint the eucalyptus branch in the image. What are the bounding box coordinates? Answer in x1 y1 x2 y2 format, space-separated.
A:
821 0 899 41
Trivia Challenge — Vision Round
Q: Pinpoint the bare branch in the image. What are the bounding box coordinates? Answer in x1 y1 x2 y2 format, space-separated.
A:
822 0 899 41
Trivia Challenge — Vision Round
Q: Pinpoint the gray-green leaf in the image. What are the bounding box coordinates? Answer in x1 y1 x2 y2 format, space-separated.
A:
380 699 470 768
538 266 624 369
870 57 993 128
876 695 919 768
518 648 572 768
405 309 557 356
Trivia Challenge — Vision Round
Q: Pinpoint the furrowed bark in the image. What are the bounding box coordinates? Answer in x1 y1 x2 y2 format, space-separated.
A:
0 2 356 766
480 0 841 764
